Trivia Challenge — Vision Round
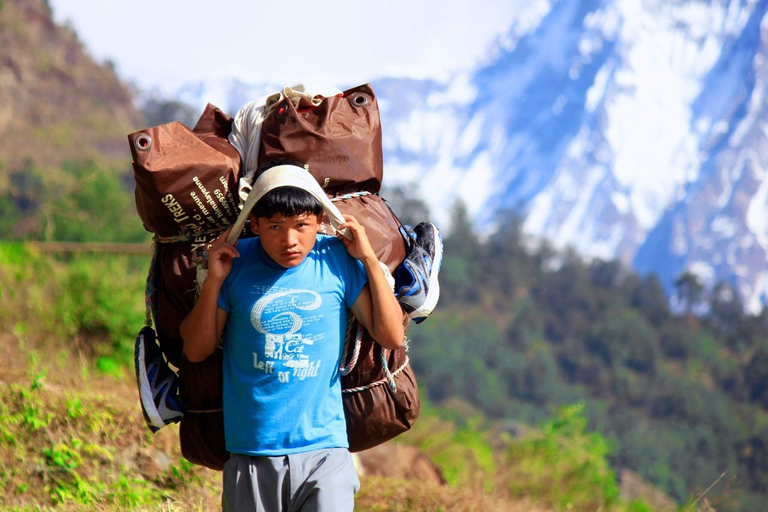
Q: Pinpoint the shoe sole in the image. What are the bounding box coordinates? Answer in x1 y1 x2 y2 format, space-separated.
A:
410 224 443 321
135 331 165 432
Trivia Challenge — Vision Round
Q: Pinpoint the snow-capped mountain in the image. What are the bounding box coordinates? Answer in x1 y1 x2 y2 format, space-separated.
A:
379 0 768 313
157 0 768 312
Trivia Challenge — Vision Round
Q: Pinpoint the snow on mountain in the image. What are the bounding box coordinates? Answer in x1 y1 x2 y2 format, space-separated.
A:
636 0 768 312
378 0 768 312
158 0 768 313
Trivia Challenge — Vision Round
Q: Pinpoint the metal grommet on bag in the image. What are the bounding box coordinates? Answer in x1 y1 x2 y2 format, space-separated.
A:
276 101 289 117
134 133 152 151
348 92 370 108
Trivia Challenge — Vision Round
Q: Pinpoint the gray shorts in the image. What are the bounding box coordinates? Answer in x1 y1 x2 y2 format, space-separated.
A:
222 448 360 512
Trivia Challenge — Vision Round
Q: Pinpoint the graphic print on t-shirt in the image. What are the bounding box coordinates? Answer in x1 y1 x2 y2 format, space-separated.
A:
249 286 324 384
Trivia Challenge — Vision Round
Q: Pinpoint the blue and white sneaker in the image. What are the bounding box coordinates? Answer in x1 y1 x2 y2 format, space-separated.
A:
395 222 443 324
134 326 184 432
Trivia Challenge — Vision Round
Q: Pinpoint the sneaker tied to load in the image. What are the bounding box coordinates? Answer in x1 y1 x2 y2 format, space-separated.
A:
395 222 443 324
134 326 184 432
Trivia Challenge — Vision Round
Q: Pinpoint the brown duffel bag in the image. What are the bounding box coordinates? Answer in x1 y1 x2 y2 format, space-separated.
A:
130 104 241 240
178 348 227 469
129 106 239 470
340 323 419 452
129 104 240 366
258 83 383 195
320 193 419 452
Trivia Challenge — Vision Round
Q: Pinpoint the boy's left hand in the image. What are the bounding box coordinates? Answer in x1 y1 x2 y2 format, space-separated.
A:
338 214 376 263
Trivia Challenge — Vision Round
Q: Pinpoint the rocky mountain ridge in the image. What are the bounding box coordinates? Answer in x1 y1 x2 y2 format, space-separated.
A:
0 0 141 171
161 0 768 312
380 0 768 313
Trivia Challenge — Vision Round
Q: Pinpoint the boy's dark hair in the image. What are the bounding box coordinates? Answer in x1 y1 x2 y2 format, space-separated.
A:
250 186 323 219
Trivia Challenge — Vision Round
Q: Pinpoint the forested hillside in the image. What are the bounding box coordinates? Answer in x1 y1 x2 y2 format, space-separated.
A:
406 202 768 511
0 0 145 240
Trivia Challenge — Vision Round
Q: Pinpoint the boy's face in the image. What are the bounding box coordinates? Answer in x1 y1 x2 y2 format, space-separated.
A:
249 212 320 268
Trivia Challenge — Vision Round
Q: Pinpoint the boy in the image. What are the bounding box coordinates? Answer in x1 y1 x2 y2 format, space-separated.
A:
180 164 404 511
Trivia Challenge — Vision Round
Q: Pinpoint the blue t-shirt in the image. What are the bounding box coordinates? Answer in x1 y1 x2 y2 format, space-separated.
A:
217 235 368 456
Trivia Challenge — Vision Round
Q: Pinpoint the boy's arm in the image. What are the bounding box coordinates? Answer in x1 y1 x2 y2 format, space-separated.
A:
180 231 237 362
341 215 404 350
180 282 229 362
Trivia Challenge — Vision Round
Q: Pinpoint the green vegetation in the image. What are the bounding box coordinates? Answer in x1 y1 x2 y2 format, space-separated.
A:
1 158 151 242
0 351 218 509
45 160 145 242
404 405 498 491
0 242 147 371
0 340 650 510
408 202 768 511
506 403 620 509
394 401 653 511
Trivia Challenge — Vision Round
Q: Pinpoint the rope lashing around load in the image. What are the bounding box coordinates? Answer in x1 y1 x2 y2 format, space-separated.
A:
342 355 410 394
153 225 230 244
332 190 409 393
186 407 224 414
339 317 364 376
143 225 229 328
339 315 409 393
317 192 372 235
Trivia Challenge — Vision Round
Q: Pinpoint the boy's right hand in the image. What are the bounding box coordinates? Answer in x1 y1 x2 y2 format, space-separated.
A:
206 228 240 283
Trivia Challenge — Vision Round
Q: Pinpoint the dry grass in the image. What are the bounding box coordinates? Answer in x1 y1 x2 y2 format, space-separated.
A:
356 475 552 512
0 331 555 511
0 332 221 510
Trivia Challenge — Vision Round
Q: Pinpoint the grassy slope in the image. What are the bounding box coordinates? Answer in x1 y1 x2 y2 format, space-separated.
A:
0 333 546 511
0 245 540 510
0 332 221 510
0 243 690 511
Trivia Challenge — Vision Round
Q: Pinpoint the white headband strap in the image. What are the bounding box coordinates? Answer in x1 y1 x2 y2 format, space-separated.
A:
226 165 347 244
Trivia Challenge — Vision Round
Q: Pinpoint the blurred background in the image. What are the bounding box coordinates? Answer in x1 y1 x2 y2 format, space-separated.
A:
2 0 768 510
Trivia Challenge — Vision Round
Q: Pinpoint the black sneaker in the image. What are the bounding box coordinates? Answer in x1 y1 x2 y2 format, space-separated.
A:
395 222 443 323
134 326 184 432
